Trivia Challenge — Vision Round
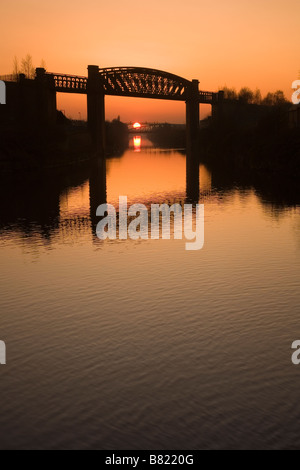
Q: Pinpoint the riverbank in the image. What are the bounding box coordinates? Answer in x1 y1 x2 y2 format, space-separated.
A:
147 104 300 180
0 117 129 173
200 126 300 179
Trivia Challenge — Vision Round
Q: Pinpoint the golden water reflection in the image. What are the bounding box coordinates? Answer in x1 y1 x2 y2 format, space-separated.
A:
133 136 142 152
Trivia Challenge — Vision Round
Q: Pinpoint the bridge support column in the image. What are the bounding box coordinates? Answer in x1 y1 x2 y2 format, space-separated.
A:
186 80 200 201
35 68 57 127
87 65 105 158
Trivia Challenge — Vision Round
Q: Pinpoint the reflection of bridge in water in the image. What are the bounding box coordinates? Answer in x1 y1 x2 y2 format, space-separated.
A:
0 150 296 248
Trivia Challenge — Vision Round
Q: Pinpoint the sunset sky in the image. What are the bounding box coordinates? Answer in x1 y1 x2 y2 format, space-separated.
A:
1 0 299 122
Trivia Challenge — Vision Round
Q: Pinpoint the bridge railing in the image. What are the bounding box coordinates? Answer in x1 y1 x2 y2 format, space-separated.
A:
199 91 216 103
48 73 88 93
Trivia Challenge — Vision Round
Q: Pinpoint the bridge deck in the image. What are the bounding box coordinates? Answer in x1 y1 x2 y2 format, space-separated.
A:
1 68 219 104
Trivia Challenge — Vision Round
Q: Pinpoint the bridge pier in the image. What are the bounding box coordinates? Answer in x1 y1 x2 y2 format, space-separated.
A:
35 68 57 127
87 65 105 157
186 80 200 201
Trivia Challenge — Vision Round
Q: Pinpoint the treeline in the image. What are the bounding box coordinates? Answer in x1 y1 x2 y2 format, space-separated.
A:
200 98 299 178
221 86 288 106
12 54 46 79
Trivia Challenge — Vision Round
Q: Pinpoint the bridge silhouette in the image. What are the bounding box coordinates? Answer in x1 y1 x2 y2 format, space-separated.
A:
1 65 223 197
33 66 223 159
50 67 218 103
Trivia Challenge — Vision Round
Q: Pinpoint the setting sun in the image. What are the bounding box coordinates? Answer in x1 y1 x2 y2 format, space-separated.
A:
0 0 299 452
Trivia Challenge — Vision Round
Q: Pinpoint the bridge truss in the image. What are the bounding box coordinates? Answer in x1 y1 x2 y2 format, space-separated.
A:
47 67 219 104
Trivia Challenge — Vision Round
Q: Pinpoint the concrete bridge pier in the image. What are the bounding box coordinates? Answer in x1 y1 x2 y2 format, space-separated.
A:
87 65 105 158
186 80 200 201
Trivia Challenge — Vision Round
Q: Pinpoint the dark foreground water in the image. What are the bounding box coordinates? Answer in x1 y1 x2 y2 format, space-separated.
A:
0 138 299 449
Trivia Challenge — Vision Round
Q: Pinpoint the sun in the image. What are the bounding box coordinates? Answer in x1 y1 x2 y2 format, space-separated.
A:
133 122 142 129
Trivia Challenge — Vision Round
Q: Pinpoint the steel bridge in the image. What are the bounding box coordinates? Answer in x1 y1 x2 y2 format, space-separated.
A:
48 67 219 105
1 65 223 191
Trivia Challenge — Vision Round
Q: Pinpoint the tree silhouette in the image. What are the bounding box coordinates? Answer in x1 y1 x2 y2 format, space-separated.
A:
238 87 254 104
21 54 35 79
262 91 287 106
12 55 47 78
12 56 20 76
273 90 286 105
262 93 274 106
220 85 288 106
253 89 262 105
221 87 238 100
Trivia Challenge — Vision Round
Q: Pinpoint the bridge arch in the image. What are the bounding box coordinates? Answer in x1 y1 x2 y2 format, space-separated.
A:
97 67 191 101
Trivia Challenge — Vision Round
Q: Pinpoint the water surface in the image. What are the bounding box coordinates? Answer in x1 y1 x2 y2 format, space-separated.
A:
0 137 299 449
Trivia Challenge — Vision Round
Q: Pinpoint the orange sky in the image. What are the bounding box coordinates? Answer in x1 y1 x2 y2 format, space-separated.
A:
1 0 299 122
